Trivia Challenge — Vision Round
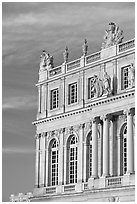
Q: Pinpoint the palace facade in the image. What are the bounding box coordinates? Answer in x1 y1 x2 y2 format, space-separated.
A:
10 23 135 202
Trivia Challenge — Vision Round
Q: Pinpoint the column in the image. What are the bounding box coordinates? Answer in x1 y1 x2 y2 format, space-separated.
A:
45 133 49 186
124 109 134 174
58 128 65 185
98 121 103 177
35 134 40 188
39 133 46 187
91 118 98 178
64 146 67 184
83 142 87 182
77 124 84 182
109 117 114 176
101 115 110 177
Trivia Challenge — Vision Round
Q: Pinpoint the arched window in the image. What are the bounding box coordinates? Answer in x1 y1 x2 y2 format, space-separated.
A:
50 139 58 186
89 136 92 177
69 135 78 184
86 131 92 179
123 125 127 174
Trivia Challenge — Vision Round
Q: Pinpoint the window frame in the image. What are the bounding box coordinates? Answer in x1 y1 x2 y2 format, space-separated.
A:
51 140 59 186
50 88 59 110
69 135 78 184
121 65 130 90
68 82 78 105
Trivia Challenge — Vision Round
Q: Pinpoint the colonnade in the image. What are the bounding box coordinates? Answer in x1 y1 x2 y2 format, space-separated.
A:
34 108 135 188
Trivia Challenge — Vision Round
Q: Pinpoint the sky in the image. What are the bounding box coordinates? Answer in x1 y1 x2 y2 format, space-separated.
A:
2 2 135 202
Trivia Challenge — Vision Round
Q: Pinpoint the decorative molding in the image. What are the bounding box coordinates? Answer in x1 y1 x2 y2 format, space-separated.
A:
33 91 135 126
108 196 119 202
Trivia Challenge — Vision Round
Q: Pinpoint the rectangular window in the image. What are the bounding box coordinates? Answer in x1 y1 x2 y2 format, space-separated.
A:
68 82 77 104
121 66 129 90
88 77 95 99
50 88 59 110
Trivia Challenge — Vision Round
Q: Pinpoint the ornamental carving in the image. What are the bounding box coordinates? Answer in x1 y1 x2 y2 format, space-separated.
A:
39 50 54 71
90 72 112 98
102 22 124 49
108 196 119 202
128 63 135 88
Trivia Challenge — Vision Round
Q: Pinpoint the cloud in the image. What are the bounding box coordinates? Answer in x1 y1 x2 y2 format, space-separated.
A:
2 96 37 110
2 146 35 154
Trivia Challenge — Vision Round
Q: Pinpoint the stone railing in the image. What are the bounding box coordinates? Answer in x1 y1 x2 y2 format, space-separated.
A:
118 39 135 53
83 182 88 190
64 184 75 192
49 66 62 77
66 59 81 71
45 186 56 194
85 51 101 64
106 176 122 187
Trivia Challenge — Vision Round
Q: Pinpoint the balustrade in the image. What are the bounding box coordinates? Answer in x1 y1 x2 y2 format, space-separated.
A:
66 59 81 71
86 51 101 64
118 39 135 52
49 66 62 77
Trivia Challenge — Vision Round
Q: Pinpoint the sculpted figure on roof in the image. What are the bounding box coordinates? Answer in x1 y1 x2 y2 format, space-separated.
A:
40 50 54 71
82 39 88 56
102 22 124 49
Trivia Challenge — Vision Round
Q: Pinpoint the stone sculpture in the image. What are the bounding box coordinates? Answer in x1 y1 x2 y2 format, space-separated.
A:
102 22 124 49
82 39 88 56
40 50 54 71
63 46 69 63
128 63 135 88
91 75 104 98
103 71 111 96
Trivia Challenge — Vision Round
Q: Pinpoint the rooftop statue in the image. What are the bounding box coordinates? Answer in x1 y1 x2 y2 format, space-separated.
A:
40 50 54 71
63 46 69 63
82 39 88 56
102 22 124 49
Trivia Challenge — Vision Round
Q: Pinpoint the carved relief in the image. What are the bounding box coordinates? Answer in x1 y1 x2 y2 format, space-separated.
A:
108 196 119 202
102 22 124 49
90 72 112 98
39 50 54 71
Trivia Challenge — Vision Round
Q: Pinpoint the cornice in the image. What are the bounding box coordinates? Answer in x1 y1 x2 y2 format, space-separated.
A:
32 89 135 126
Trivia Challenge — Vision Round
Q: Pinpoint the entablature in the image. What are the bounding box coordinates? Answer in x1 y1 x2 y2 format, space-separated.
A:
32 88 135 126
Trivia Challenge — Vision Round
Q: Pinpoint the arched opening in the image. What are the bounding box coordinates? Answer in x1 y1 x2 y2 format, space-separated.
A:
86 131 92 180
67 134 78 184
48 139 59 186
123 125 127 174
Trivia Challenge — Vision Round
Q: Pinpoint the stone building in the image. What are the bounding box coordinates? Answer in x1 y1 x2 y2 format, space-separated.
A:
10 23 135 202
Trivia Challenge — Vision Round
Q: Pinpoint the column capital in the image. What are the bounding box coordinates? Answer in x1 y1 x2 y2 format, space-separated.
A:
34 133 40 139
59 127 65 134
90 116 100 124
123 108 135 116
79 123 85 129
100 114 110 121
